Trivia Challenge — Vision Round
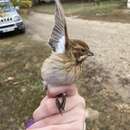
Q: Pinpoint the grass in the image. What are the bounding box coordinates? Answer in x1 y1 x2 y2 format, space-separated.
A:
0 34 50 130
32 1 130 23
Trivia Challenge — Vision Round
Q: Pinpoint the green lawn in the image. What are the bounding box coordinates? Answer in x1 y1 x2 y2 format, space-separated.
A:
32 1 130 22
0 34 50 129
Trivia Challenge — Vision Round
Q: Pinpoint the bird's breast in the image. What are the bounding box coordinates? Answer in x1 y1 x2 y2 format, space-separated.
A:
41 54 82 86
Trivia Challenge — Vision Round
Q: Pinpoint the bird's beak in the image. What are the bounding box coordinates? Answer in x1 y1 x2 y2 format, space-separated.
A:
88 50 94 56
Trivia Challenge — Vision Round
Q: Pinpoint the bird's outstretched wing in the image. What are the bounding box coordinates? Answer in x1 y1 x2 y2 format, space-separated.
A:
48 0 69 53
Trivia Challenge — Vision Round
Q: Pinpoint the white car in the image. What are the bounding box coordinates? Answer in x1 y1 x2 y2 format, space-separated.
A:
0 0 25 34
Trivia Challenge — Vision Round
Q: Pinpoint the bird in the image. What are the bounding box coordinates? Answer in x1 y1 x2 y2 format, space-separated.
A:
41 0 94 113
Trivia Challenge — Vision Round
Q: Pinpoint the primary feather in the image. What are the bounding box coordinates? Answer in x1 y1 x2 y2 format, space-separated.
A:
49 0 68 53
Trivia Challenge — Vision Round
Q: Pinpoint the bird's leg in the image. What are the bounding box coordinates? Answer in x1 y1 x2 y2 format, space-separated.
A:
60 93 66 111
56 93 66 114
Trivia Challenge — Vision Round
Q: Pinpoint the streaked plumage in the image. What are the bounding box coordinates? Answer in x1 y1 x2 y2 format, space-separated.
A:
41 0 94 113
41 53 81 87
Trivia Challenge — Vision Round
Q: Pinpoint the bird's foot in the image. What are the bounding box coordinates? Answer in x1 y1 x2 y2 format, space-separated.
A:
56 93 66 114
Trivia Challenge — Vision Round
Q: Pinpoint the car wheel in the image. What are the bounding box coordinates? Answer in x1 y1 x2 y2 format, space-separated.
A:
0 33 3 38
19 28 26 34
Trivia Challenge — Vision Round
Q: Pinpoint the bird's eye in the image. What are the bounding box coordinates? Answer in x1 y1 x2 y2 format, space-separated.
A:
81 49 85 52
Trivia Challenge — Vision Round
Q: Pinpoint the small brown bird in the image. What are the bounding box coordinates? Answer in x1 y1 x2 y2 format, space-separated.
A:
41 0 94 113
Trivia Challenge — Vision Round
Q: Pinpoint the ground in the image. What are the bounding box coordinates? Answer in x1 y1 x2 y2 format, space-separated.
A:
32 1 130 23
0 11 130 130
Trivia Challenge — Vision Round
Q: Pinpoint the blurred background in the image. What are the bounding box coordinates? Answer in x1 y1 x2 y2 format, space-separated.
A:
0 0 130 130
12 0 130 22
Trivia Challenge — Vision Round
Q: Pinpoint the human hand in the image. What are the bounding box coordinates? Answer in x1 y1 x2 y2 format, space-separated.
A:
26 85 86 130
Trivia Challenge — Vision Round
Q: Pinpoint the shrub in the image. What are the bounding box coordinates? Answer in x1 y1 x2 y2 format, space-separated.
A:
12 0 32 9
12 0 20 6
20 0 32 8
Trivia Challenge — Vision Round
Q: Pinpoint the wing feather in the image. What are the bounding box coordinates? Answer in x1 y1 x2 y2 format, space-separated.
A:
48 0 69 53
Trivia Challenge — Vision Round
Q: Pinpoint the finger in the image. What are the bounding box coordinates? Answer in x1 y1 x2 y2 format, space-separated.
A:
27 121 83 130
28 96 85 130
33 94 85 122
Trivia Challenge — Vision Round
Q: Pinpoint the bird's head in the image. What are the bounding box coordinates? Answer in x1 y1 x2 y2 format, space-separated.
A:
48 0 94 64
69 39 94 64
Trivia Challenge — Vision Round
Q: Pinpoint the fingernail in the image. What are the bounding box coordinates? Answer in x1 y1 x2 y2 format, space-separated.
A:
25 118 34 128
